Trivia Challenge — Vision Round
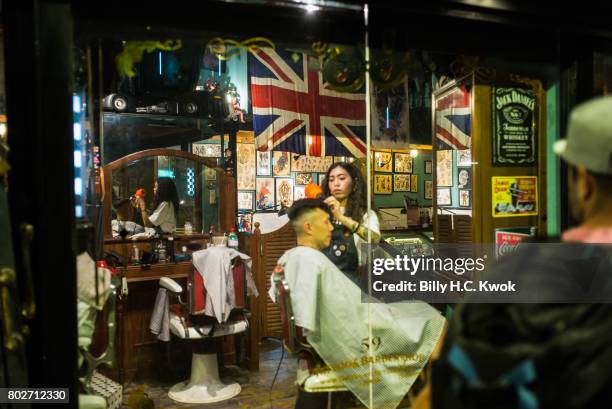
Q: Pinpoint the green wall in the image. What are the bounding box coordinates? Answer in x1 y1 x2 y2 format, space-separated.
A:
546 84 561 236
374 152 433 208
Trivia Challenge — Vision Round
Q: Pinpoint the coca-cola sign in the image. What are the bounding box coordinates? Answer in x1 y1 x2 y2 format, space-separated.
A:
495 228 535 259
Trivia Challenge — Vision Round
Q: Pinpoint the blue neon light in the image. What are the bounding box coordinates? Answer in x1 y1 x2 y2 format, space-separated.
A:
158 169 175 178
73 95 81 113
73 123 82 141
386 106 389 128
74 150 82 168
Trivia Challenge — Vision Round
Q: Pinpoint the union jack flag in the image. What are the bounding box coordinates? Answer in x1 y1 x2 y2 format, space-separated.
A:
435 85 471 150
249 48 366 157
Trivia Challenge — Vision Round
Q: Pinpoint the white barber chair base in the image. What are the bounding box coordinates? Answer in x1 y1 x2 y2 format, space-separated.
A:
168 353 241 404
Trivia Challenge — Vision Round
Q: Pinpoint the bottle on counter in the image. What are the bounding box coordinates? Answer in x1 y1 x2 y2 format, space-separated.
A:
130 239 140 265
167 236 175 261
184 221 193 235
228 227 239 249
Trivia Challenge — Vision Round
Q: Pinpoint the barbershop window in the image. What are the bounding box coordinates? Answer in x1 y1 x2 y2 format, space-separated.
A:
70 2 570 409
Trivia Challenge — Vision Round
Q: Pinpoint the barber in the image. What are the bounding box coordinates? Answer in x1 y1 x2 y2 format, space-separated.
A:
321 162 380 282
134 177 179 234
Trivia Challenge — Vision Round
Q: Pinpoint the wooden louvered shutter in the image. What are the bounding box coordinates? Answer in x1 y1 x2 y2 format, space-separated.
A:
436 215 454 243
454 215 473 243
258 222 297 339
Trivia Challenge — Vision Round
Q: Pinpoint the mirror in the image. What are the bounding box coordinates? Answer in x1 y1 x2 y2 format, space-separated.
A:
103 149 228 239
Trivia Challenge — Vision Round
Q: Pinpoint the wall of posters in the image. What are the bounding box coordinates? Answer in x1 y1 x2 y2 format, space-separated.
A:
374 174 392 194
256 150 271 176
393 174 411 192
492 87 536 165
373 151 393 172
237 191 254 210
494 227 535 259
192 143 223 158
437 188 451 205
272 151 291 176
255 178 275 211
459 189 471 207
291 155 333 173
275 178 294 207
393 153 413 173
436 150 453 187
492 176 538 217
425 180 433 199
237 143 256 190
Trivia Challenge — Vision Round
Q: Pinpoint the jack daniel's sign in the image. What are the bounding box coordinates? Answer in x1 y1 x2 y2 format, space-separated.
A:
492 87 536 166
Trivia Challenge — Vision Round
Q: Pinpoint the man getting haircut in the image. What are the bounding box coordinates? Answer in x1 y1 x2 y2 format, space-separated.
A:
270 199 446 409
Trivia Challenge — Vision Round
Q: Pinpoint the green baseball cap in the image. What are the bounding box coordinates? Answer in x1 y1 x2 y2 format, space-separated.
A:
553 96 612 175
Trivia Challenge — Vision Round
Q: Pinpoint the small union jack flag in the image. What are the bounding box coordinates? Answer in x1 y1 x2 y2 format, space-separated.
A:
435 85 471 150
249 48 366 157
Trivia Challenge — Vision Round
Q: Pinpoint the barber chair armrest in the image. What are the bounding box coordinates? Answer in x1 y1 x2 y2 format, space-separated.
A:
160 277 183 293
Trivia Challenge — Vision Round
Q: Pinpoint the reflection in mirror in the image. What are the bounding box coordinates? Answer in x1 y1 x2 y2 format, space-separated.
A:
110 155 220 237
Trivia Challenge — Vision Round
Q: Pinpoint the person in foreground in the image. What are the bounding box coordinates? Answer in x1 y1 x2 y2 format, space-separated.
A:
419 96 612 409
270 198 446 409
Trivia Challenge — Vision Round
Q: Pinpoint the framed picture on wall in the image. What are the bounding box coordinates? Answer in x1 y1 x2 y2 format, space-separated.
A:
425 160 433 174
459 189 471 207
256 151 271 176
457 168 472 189
237 191 254 210
394 152 413 173
457 149 472 167
273 151 291 176
437 187 451 205
436 150 453 186
373 151 393 172
237 143 256 190
374 174 392 194
425 180 433 199
410 174 418 192
275 178 294 208
393 174 411 192
255 178 275 211
294 186 306 200
295 173 313 185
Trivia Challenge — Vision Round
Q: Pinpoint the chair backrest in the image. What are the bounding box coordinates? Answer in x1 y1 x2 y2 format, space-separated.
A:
189 258 247 315
272 265 316 355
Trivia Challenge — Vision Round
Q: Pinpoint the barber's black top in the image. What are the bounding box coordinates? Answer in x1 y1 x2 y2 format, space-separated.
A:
322 218 359 284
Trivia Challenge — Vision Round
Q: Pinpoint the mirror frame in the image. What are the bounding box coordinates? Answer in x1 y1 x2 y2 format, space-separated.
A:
102 148 234 239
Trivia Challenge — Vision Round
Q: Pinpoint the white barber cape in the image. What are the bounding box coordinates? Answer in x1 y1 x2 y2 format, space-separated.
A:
192 246 258 323
271 246 445 409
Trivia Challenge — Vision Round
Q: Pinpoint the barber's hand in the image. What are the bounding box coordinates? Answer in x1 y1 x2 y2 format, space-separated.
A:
323 196 343 221
136 197 146 212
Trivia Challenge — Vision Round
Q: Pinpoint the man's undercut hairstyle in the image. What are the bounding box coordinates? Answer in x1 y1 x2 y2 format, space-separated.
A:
287 198 331 229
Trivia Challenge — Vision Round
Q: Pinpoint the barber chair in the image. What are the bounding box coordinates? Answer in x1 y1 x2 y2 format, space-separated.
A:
272 266 347 394
159 257 250 404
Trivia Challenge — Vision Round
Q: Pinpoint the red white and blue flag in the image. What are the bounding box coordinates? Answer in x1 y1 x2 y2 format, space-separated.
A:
249 48 366 157
435 85 471 150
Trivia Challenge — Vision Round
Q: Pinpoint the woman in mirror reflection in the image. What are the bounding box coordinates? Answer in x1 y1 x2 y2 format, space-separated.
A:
135 177 179 234
321 162 381 283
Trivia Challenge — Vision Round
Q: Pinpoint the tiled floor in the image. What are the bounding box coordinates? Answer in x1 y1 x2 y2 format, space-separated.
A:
122 338 298 409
